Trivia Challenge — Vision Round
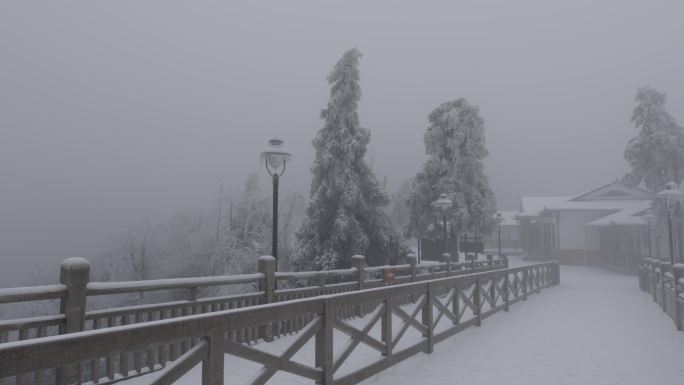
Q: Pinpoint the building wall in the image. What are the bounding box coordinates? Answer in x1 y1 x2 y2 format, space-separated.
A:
557 211 613 250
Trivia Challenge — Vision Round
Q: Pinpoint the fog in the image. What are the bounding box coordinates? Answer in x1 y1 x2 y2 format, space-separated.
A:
2 0 683 286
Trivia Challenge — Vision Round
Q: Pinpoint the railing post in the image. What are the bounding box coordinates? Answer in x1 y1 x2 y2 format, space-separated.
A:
421 282 434 354
202 331 225 385
444 253 452 277
503 272 510 312
452 280 460 323
381 298 392 357
352 255 366 317
474 278 482 326
673 265 684 331
57 257 90 385
352 255 366 290
316 299 333 385
522 269 528 301
659 261 668 312
651 261 657 302
407 253 417 282
258 256 276 341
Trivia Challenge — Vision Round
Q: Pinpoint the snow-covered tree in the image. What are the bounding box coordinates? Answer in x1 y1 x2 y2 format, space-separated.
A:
386 180 412 238
407 99 497 242
624 86 684 190
232 173 271 250
114 221 157 282
295 48 408 269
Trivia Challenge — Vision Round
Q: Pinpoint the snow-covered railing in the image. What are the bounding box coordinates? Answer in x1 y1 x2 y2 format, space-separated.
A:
0 253 507 384
0 260 559 385
86 273 266 296
638 258 684 331
0 285 67 305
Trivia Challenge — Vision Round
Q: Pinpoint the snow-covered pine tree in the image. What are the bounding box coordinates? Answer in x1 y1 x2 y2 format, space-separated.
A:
624 86 684 190
295 48 408 270
407 99 497 242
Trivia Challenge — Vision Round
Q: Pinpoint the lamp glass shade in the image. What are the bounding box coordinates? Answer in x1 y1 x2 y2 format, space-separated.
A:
261 138 292 170
434 193 452 211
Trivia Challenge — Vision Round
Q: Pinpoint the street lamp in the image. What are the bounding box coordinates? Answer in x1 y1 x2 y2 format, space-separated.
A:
657 181 684 265
496 213 503 259
642 212 657 259
433 193 452 258
261 138 292 271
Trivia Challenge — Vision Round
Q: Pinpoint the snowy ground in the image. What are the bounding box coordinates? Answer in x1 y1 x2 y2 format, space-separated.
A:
365 261 684 385
124 258 684 384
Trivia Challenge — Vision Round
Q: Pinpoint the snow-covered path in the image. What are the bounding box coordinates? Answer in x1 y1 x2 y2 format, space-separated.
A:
364 264 684 385
124 262 684 385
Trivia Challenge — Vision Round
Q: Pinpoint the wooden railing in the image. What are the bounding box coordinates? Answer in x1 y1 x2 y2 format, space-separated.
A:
638 258 684 331
0 254 507 384
0 260 559 385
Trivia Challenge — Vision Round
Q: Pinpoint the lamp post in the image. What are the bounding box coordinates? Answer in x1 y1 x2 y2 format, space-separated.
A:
657 182 684 265
642 212 657 259
434 193 452 258
496 213 503 259
261 138 292 271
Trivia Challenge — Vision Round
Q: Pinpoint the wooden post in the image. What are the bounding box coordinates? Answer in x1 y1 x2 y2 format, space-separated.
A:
522 270 528 301
503 272 510 312
651 261 657 302
407 253 417 282
452 281 460 324
444 253 452 277
474 278 482 326
421 282 434 354
352 255 366 290
659 261 668 312
489 276 496 307
316 299 333 385
673 265 684 330
258 256 276 341
381 299 392 357
202 331 225 385
352 255 366 317
57 257 90 385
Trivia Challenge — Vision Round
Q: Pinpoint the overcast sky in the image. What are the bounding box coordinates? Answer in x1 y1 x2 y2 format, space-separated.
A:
2 0 683 286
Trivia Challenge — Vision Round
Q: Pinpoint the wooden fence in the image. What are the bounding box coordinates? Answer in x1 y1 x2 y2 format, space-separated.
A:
0 260 559 385
0 254 507 385
638 258 684 331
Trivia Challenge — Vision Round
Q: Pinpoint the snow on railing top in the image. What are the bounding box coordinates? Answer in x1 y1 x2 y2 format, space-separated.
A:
275 267 357 280
86 273 265 296
0 284 67 304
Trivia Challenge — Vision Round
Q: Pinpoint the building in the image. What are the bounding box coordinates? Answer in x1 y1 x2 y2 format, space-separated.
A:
518 181 654 273
484 210 521 253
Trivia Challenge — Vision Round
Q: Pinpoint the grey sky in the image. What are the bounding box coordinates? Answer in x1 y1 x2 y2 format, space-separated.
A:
1 0 683 285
